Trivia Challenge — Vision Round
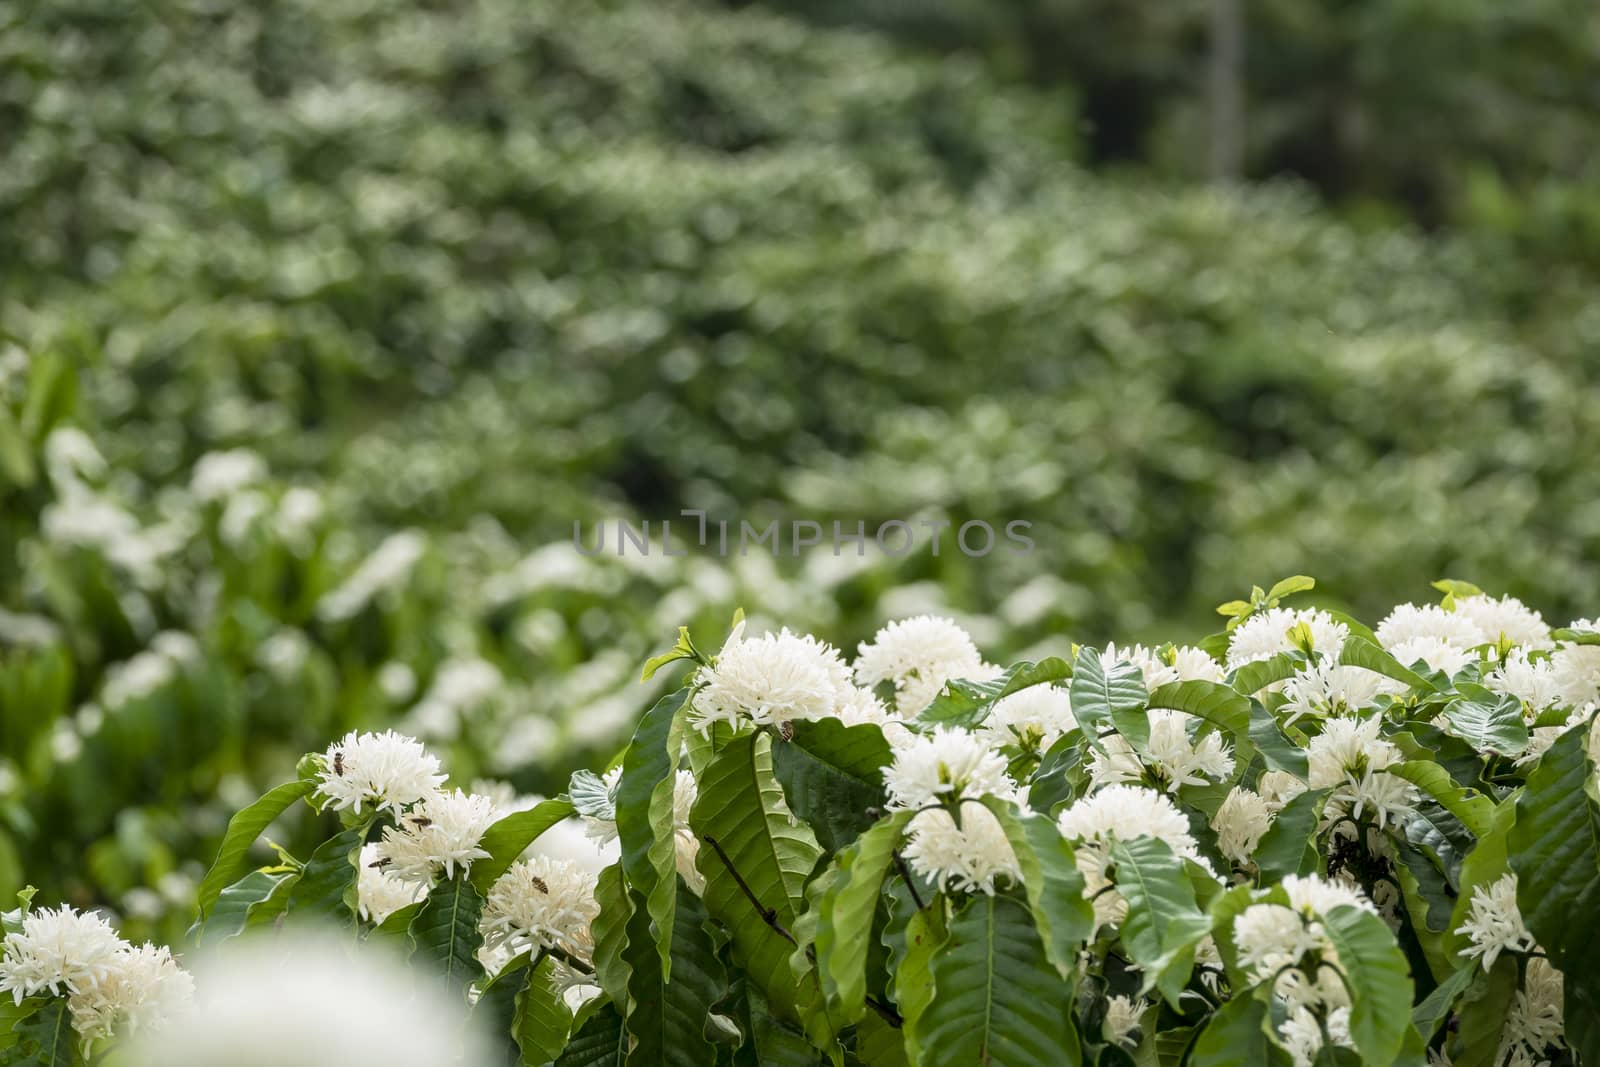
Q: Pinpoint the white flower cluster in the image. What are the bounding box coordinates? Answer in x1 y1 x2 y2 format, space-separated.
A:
1307 716 1417 831
854 615 1000 716
885 727 1023 894
1088 709 1235 793
0 904 193 1042
316 729 447 815
1102 642 1224 692
1454 875 1567 1061
1226 608 1350 671
1233 875 1377 1067
1056 785 1215 932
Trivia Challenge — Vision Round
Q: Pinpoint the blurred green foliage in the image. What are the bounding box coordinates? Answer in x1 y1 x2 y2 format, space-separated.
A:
1 0 1599 937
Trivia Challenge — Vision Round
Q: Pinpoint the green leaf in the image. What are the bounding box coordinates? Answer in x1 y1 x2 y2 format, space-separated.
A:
910 894 1079 1067
731 981 818 1067
1146 680 1250 739
570 770 616 820
517 957 576 1065
641 626 704 682
621 879 725 1067
284 826 365 923
1411 963 1475 1041
772 718 890 855
1440 693 1528 756
1338 637 1437 693
1070 647 1147 742
474 950 533 1060
590 863 632 1008
9 996 77 1067
690 730 825 1029
1386 762 1495 838
881 880 944 1064
1248 703 1310 778
1508 722 1600 1063
854 1010 909 1067
1266 576 1316 603
814 811 911 1021
1553 627 1600 645
1449 956 1516 1067
1107 837 1213 1007
194 777 315 919
193 869 297 946
471 798 578 894
0 996 40 1055
980 799 1094 977
1431 579 1484 607
918 658 1073 729
554 1002 628 1067
408 874 485 998
1320 905 1414 1064
1252 788 1329 881
1188 993 1282 1067
617 690 690 979
1228 653 1304 697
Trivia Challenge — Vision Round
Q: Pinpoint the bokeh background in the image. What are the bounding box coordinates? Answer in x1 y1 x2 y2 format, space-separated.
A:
2 0 1598 945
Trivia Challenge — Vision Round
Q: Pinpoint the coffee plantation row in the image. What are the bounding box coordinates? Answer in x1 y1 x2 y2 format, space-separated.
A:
4 579 1598 1065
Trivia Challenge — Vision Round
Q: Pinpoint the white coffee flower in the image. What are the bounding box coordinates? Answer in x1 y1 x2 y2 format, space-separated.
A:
1103 994 1146 1049
1484 650 1562 718
126 930 494 1067
1388 637 1475 677
75 943 194 1042
979 685 1076 751
692 626 855 732
884 726 1016 810
1281 873 1377 918
357 843 424 925
190 449 266 502
1452 595 1551 650
1256 770 1309 812
1057 785 1215 932
1227 608 1349 671
374 790 498 884
315 730 446 815
0 906 191 1042
1088 711 1234 792
1550 643 1600 711
1505 956 1565 1056
1279 661 1394 726
1281 1005 1354 1067
1306 717 1415 829
1456 874 1536 971
1170 646 1226 684
1212 787 1273 865
481 856 601 959
1103 642 1178 692
0 905 127 1007
1376 603 1487 650
835 687 894 727
1233 903 1324 978
901 804 1020 895
855 616 992 716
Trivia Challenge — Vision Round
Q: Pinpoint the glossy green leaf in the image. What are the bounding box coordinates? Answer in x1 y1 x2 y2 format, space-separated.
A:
517 956 576 1065
621 880 725 1067
980 798 1094 977
616 690 690 979
918 658 1072 729
1070 647 1147 743
471 798 578 894
814 811 911 1021
1187 993 1282 1067
1320 905 1414 1064
554 1002 628 1067
284 826 365 923
911 894 1079 1067
772 718 890 855
408 874 485 998
1107 837 1213 1007
195 777 315 919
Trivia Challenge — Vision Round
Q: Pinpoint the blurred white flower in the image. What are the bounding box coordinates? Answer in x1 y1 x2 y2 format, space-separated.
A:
275 487 324 549
318 531 427 622
691 625 855 732
315 730 445 815
1256 770 1308 812
377 661 419 704
1281 1005 1353 1067
125 929 493 1067
190 449 267 502
374 789 498 884
1550 643 1600 711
